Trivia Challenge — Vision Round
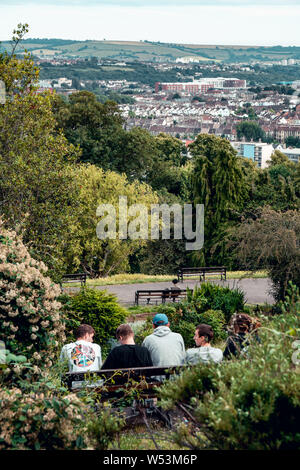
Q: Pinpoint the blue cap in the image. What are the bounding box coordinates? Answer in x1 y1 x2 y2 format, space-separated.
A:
153 313 169 326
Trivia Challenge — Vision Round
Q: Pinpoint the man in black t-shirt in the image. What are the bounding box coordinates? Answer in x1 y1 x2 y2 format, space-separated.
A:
101 324 153 369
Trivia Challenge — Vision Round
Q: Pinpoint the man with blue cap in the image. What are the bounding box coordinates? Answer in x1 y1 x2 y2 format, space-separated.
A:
142 313 185 367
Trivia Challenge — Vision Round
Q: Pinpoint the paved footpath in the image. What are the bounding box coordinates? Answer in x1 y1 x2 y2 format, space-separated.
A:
66 278 275 306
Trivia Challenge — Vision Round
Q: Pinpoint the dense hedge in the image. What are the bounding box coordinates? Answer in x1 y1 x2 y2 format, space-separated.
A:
65 288 127 348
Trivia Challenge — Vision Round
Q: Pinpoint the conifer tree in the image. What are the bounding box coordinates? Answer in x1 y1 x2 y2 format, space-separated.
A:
189 134 245 264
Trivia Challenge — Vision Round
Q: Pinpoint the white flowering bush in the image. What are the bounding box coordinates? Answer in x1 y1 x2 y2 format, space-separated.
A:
0 221 66 368
0 387 89 449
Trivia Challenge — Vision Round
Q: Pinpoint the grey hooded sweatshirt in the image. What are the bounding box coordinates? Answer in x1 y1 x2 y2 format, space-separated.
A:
142 326 185 367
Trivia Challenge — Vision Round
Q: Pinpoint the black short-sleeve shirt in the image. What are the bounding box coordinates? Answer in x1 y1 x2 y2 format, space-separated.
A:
101 344 153 369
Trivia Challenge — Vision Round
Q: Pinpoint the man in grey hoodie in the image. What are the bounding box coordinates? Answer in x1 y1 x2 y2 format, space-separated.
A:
142 313 185 367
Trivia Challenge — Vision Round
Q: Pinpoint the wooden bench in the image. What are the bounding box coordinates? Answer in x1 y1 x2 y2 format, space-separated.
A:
64 365 184 394
135 288 190 306
64 366 186 427
61 273 87 287
177 266 227 283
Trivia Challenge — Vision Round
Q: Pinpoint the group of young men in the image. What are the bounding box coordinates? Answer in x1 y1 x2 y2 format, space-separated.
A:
60 313 225 374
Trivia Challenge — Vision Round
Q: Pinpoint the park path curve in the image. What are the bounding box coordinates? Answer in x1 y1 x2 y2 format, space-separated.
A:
65 278 275 306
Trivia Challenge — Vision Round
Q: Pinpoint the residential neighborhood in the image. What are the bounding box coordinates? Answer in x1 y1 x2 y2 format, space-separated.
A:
35 54 300 167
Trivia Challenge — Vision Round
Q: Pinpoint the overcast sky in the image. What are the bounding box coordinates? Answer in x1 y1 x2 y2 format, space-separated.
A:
1 0 300 46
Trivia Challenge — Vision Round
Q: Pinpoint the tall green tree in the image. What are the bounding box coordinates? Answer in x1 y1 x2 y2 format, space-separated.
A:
189 134 246 265
231 207 300 301
0 25 80 278
112 126 156 182
63 164 158 277
236 121 266 142
245 158 300 212
154 133 187 166
53 91 124 170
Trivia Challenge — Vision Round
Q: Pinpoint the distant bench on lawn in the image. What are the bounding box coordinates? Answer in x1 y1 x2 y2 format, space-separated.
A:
60 273 87 289
177 266 227 283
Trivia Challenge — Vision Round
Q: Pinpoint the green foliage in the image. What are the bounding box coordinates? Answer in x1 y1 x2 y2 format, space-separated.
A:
57 293 81 344
184 283 245 323
168 305 226 347
236 121 266 141
159 311 300 450
132 284 243 347
54 93 190 198
285 136 300 148
248 161 299 212
135 239 189 275
0 24 39 96
87 408 125 450
268 150 292 167
96 91 135 105
278 282 300 321
232 208 300 301
0 35 80 278
63 163 158 277
189 134 245 265
113 126 156 182
53 91 124 169
134 316 154 346
66 288 127 347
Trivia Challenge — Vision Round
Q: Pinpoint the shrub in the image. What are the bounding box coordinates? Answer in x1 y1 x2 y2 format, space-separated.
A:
159 311 300 450
278 282 300 319
171 320 196 348
0 346 33 387
168 306 226 347
132 303 226 348
66 288 127 348
87 408 125 450
186 283 245 322
0 222 66 368
0 385 90 450
134 316 153 346
196 309 226 340
156 303 177 315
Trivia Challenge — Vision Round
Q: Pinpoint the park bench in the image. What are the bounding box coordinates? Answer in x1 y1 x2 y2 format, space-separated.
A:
61 273 87 288
177 266 227 283
64 365 184 393
64 365 186 427
134 288 190 305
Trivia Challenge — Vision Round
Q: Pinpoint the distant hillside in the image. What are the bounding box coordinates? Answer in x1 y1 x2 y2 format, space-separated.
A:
1 38 300 63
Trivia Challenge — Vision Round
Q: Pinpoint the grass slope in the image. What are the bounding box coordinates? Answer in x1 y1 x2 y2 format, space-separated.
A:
2 38 300 63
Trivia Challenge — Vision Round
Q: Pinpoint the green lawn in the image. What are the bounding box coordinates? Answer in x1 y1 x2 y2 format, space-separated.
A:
62 270 268 288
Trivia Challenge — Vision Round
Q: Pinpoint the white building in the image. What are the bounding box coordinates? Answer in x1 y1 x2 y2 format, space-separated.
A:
38 79 52 88
176 56 205 64
281 148 300 164
231 141 274 168
56 77 72 87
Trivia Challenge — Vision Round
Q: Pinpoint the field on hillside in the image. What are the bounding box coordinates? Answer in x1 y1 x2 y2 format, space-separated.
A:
2 38 300 63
